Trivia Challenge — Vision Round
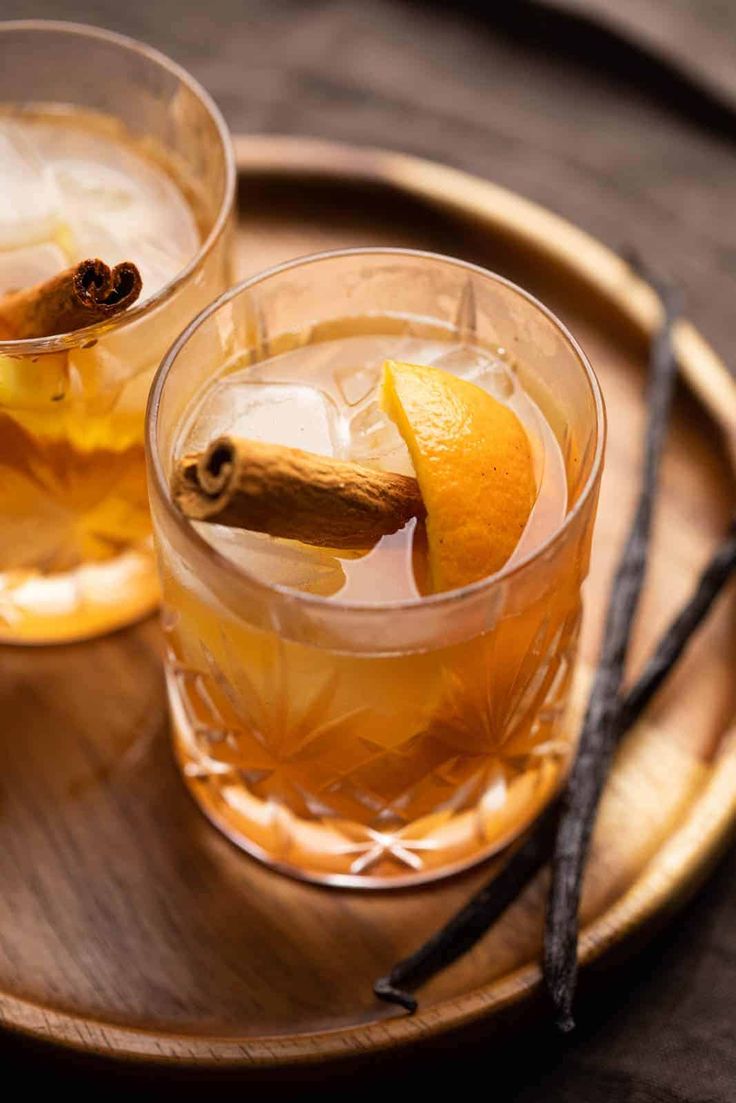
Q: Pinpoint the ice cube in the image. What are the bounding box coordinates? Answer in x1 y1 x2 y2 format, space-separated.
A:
0 122 60 249
333 362 379 407
196 525 346 596
53 152 197 299
54 160 136 216
0 242 67 296
430 345 516 398
63 208 185 300
185 380 342 457
67 342 140 416
330 336 442 406
348 400 413 474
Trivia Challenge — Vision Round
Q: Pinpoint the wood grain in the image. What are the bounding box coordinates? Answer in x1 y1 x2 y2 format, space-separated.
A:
543 0 736 113
0 138 734 1067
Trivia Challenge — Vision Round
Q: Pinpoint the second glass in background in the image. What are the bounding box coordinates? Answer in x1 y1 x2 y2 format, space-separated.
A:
0 21 235 643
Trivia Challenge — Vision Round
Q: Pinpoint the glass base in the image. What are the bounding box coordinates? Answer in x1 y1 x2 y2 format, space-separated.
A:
169 671 564 889
0 546 159 644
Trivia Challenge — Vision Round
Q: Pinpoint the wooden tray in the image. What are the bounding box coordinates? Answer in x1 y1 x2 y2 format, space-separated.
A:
1 135 734 1069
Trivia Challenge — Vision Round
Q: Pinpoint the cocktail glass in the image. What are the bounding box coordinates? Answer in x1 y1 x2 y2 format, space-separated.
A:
0 20 235 643
147 248 605 887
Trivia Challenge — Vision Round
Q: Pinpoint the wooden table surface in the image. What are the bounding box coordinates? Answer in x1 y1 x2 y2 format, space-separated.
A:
2 2 735 1099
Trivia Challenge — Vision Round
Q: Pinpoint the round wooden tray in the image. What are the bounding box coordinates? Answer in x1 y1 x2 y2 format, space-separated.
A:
1 135 735 1069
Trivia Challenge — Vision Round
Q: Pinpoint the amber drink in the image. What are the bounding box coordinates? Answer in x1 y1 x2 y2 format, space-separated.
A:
0 22 234 642
148 249 604 887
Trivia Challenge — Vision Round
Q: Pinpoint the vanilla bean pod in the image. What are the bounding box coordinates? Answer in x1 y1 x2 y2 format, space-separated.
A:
374 799 560 1013
374 512 735 1013
543 276 681 1032
619 516 736 731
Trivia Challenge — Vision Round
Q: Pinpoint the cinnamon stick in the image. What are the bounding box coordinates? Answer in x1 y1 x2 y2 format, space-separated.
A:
173 436 425 549
0 258 143 340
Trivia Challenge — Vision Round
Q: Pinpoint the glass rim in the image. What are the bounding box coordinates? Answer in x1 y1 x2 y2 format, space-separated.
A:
147 246 606 617
0 18 236 356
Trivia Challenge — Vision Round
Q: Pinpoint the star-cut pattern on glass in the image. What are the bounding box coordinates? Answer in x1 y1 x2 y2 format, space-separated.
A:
172 634 390 819
422 608 582 798
333 825 440 875
1 409 149 575
169 605 580 874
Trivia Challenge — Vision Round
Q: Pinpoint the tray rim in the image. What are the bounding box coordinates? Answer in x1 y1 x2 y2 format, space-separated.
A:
2 133 735 1068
